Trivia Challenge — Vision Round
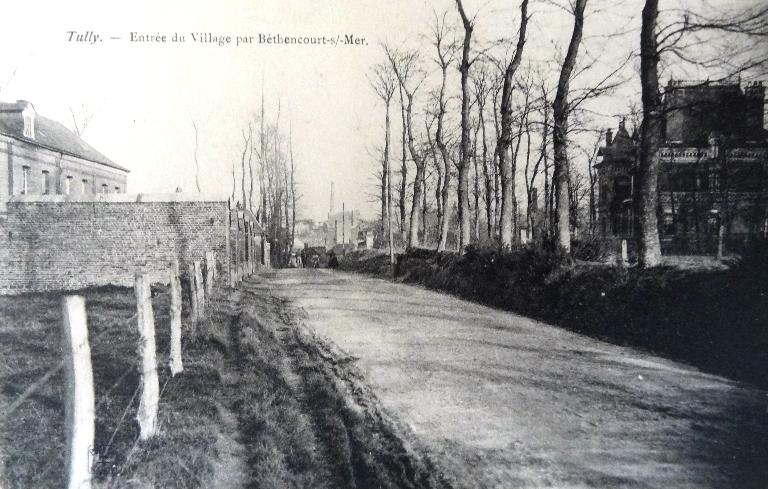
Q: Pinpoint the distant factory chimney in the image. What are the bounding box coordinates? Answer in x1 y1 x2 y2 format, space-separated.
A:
329 181 335 220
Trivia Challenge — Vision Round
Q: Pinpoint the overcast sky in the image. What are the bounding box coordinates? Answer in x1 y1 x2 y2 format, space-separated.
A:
2 0 763 221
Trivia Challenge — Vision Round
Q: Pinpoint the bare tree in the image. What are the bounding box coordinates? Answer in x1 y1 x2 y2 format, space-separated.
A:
471 113 481 241
369 61 398 250
241 123 253 212
429 10 458 251
583 130 602 235
387 47 428 249
289 119 298 253
472 64 495 241
191 119 202 192
552 0 588 253
498 0 530 248
455 0 476 251
397 69 409 244
69 104 93 137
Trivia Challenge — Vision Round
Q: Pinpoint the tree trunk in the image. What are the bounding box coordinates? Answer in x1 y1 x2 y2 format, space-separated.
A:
552 0 588 254
398 83 408 244
408 165 424 248
404 93 425 249
634 0 663 267
481 105 493 241
498 0 529 248
473 121 481 242
436 85 452 251
427 121 443 243
421 166 428 244
456 0 474 251
386 109 395 265
383 102 392 248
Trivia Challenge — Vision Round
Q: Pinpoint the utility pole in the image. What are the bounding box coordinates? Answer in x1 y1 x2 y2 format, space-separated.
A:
342 202 346 258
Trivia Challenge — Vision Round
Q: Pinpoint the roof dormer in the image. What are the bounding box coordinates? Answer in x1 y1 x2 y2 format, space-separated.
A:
20 102 35 139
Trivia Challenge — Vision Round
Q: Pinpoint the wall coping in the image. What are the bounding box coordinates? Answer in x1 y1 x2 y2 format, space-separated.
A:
8 192 230 204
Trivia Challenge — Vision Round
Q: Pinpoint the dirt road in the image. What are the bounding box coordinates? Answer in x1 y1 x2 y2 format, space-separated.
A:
258 268 768 489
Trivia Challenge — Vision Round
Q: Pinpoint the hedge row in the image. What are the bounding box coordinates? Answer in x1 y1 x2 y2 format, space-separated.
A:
340 244 768 388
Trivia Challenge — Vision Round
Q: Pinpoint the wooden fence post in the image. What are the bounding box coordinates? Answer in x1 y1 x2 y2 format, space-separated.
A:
194 260 205 315
61 295 95 489
134 273 159 440
169 260 183 376
205 251 215 296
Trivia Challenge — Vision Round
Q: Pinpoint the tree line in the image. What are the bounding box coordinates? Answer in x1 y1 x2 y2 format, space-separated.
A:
214 87 300 267
369 0 767 268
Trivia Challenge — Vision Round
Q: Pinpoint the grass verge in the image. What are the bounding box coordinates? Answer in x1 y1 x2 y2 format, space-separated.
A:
0 279 450 488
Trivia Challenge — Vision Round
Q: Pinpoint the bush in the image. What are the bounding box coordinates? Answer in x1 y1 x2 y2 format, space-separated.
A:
571 235 608 262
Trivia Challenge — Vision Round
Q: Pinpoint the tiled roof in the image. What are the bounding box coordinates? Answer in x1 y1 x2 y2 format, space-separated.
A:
0 102 128 172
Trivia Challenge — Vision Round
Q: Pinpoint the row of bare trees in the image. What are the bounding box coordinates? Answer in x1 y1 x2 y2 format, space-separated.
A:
368 0 768 267
196 88 301 267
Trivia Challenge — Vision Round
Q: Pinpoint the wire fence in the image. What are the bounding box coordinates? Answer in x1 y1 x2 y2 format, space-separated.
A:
1 251 230 489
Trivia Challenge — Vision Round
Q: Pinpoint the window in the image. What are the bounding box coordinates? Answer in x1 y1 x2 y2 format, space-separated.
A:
614 177 631 200
101 183 108 194
114 186 120 193
663 211 675 235
42 170 50 195
21 105 35 139
81 179 89 194
65 176 72 195
709 172 721 191
21 166 30 194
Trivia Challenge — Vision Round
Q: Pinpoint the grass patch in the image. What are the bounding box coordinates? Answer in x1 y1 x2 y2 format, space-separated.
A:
1 278 452 488
0 286 224 489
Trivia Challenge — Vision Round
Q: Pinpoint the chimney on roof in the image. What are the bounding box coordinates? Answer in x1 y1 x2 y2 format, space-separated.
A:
605 128 613 146
20 101 35 139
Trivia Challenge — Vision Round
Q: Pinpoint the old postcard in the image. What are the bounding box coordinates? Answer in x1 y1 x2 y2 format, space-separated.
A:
1 0 767 488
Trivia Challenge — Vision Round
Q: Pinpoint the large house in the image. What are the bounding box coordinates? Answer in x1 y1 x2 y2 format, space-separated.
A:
596 80 768 254
0 100 128 214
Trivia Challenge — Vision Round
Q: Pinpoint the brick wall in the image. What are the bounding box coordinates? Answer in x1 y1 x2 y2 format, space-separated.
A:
0 193 229 295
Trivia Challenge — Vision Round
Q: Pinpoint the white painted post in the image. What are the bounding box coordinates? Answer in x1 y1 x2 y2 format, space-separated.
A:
61 295 95 489
169 260 183 376
205 251 215 296
717 224 725 260
620 239 629 267
194 260 205 315
135 273 159 440
187 263 199 324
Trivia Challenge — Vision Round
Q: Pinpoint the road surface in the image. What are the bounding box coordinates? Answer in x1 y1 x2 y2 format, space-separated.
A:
253 268 768 489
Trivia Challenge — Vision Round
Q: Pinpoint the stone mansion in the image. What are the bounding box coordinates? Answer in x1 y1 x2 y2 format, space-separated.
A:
596 80 768 254
0 100 128 214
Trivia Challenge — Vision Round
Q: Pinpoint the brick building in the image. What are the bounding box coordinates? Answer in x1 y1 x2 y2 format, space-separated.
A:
0 100 128 214
595 80 768 254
